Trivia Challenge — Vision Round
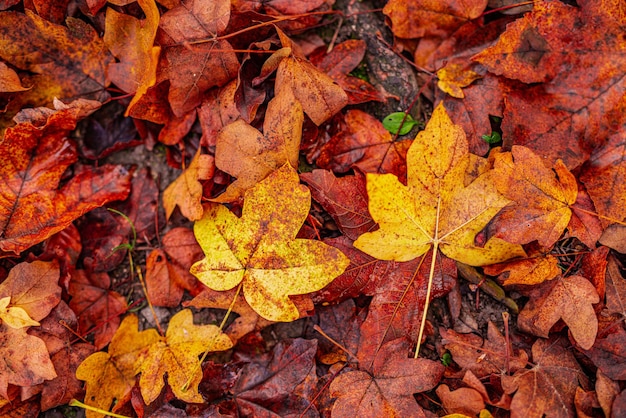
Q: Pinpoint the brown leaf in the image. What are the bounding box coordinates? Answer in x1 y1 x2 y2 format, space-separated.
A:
0 62 28 92
436 384 485 416
502 336 587 418
0 260 61 322
146 227 204 307
595 369 619 418
483 255 561 286
0 324 57 399
316 110 412 180
158 0 230 44
474 1 626 169
442 321 528 378
213 87 302 202
490 145 578 247
584 326 626 380
518 275 599 350
330 338 444 417
68 270 127 350
605 256 626 318
300 169 375 240
0 11 112 124
0 100 132 258
198 81 240 147
163 149 215 220
383 0 488 39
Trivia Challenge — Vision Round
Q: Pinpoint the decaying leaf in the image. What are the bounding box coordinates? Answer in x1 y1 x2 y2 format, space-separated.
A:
139 309 232 404
190 164 350 321
354 103 524 266
517 275 599 350
76 314 160 418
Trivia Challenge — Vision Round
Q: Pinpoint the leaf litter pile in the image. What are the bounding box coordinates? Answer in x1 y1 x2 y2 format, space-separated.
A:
1 0 626 417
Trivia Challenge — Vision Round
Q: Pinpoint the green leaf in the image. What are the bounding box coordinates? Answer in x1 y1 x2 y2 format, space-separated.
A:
383 112 419 135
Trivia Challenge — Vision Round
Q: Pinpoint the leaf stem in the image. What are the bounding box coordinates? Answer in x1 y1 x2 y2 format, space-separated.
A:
69 399 131 418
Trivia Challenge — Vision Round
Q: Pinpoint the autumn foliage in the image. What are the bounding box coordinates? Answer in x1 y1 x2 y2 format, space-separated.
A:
1 0 626 417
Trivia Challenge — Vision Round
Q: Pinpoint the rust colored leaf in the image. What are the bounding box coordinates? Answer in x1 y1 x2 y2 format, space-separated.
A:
442 322 528 378
191 164 349 321
357 251 456 364
158 0 230 44
330 338 444 417
596 369 619 418
605 256 626 318
139 309 233 404
483 255 561 286
274 31 348 125
213 87 302 202
0 323 57 399
198 81 240 147
301 169 375 240
41 343 94 411
0 62 28 92
163 149 215 221
517 275 599 350
584 326 626 381
0 100 132 258
68 270 127 350
0 11 112 124
436 384 485 416
580 134 626 228
76 314 160 418
0 260 61 323
569 186 604 248
311 39 385 104
502 336 587 418
383 0 488 39
104 0 160 114
316 110 412 181
230 338 319 417
474 1 626 169
490 146 578 248
163 41 239 117
146 227 204 307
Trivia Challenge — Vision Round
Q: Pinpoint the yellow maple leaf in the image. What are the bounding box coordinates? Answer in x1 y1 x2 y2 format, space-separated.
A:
76 314 160 418
139 309 233 404
190 164 350 322
354 103 524 266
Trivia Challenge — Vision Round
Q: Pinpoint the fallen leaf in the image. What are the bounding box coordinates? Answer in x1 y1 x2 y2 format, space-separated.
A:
139 309 233 404
330 338 444 417
580 134 626 228
213 86 302 202
436 384 485 416
146 227 204 307
502 336 587 418
489 145 578 248
437 63 482 99
596 369 619 418
104 0 161 115
68 270 127 350
441 321 528 378
190 164 350 321
474 0 626 169
311 39 385 104
300 169 375 240
158 0 230 44
0 260 61 322
163 149 215 221
517 275 599 350
0 100 132 258
0 297 39 328
353 103 524 266
315 110 413 181
568 186 604 248
0 62 28 92
483 255 561 286
76 314 160 418
605 256 626 318
383 0 488 39
0 323 57 399
584 325 626 381
197 81 240 147
230 338 319 417
0 10 112 124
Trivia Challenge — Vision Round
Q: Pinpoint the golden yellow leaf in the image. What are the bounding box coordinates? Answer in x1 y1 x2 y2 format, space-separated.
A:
0 296 39 329
354 103 525 266
76 314 160 418
162 149 214 221
436 63 482 98
139 309 232 404
190 164 350 321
